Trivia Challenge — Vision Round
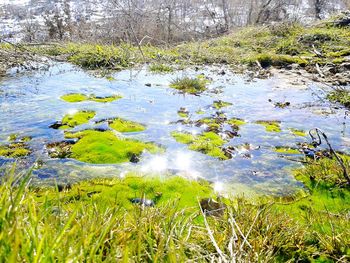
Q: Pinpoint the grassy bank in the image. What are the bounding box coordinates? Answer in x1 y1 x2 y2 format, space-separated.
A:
23 21 349 72
1 156 349 262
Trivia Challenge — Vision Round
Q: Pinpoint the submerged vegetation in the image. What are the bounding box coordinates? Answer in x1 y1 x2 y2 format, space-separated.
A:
0 136 32 158
256 120 282 133
171 131 228 160
61 93 122 103
107 118 146 133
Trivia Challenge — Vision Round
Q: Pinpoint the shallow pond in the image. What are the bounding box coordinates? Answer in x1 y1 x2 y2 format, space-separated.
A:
0 63 349 196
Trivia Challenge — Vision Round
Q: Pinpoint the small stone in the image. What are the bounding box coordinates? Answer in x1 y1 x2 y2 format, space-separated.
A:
130 198 155 207
130 153 140 163
200 198 226 217
145 83 152 87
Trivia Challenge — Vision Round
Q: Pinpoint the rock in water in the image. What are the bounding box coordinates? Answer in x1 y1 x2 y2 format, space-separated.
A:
200 198 226 217
130 198 155 207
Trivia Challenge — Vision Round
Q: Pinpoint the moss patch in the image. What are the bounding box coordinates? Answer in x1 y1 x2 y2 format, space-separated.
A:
105 118 146 133
289 128 306 137
275 156 350 254
256 120 281 133
37 175 214 210
327 89 350 108
177 108 189 118
62 130 160 164
61 93 89 103
212 100 233 109
90 95 122 103
228 118 246 127
60 110 96 130
0 143 30 158
61 93 122 103
274 146 301 155
171 131 228 160
170 76 208 95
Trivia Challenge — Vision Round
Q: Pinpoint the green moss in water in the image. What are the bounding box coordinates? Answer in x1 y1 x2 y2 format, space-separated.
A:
274 146 301 155
65 130 160 164
61 93 122 103
196 109 205 115
149 63 173 73
60 110 96 129
0 143 30 158
170 76 208 95
327 89 350 108
256 120 281 132
213 100 233 109
108 118 145 132
90 95 122 103
61 93 88 103
8 134 18 141
36 175 214 210
197 118 222 131
228 118 246 127
177 108 189 118
275 156 350 239
289 128 306 137
171 131 227 160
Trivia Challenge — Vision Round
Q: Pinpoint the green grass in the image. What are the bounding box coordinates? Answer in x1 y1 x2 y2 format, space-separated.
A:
1 157 349 261
3 20 348 74
149 63 173 73
170 77 208 95
108 118 146 133
63 129 160 164
60 110 96 129
171 131 228 160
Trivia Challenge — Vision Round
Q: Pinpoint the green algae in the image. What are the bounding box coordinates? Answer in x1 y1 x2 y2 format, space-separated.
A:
61 93 89 102
108 118 146 133
196 109 205 115
61 93 122 103
90 95 122 103
63 130 160 164
228 118 246 127
171 131 228 160
60 110 96 129
289 128 306 137
0 143 30 158
256 120 282 133
274 146 301 155
177 108 189 118
170 76 208 95
212 100 232 109
8 134 32 142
